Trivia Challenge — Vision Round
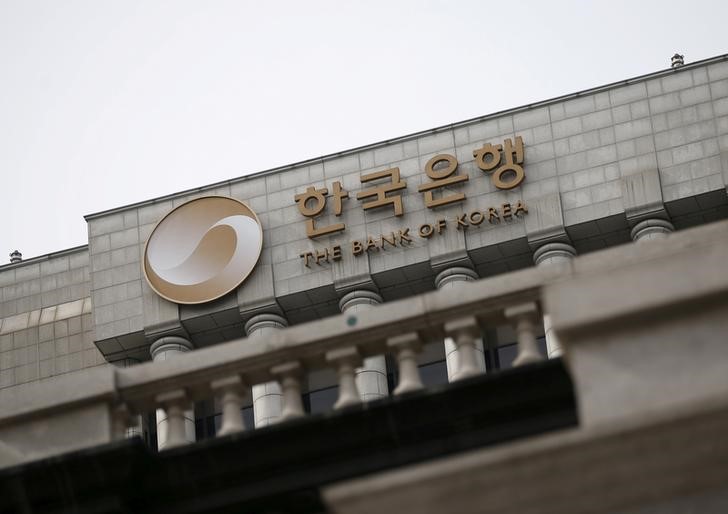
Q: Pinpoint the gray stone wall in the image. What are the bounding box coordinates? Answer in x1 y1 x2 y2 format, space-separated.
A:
0 247 105 389
81 56 728 356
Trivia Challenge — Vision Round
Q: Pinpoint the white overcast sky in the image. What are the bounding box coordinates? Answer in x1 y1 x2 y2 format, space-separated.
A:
1 0 726 260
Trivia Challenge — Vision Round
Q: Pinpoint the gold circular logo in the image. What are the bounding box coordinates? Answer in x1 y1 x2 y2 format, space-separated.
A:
143 196 263 304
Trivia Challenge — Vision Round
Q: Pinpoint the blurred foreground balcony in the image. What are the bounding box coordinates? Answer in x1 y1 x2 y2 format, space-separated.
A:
1 219 728 514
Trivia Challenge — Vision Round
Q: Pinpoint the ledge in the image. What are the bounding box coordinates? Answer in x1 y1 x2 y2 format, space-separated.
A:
0 360 576 514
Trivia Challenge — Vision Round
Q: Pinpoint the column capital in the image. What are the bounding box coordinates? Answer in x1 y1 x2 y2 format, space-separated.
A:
621 168 669 225
334 275 378 296
429 251 474 274
339 289 383 312
524 193 571 249
149 335 193 360
244 313 288 335
631 218 674 241
238 299 285 323
143 318 189 345
434 266 479 289
533 242 577 266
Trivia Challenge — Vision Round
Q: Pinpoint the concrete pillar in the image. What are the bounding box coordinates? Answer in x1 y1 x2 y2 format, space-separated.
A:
245 313 288 428
339 290 389 402
150 336 195 450
533 243 577 358
434 267 486 381
631 219 674 242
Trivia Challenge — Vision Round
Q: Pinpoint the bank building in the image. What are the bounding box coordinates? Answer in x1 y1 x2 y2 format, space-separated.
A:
1 53 728 513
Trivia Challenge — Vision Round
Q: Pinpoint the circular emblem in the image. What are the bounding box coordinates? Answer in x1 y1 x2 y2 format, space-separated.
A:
143 196 263 304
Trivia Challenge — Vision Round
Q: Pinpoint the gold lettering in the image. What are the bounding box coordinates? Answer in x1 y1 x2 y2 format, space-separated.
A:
474 136 525 190
366 236 378 252
469 210 484 226
492 137 525 190
315 248 329 265
514 200 528 216
381 232 396 249
331 245 342 261
456 214 468 229
501 203 512 220
488 207 500 223
294 183 349 238
356 168 407 216
419 223 434 238
473 142 502 172
398 228 412 244
300 252 313 267
352 240 364 256
436 219 447 233
418 154 468 208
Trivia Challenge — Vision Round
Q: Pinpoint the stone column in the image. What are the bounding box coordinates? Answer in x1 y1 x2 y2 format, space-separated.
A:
245 313 288 427
150 336 196 450
339 290 389 402
631 219 674 242
533 243 577 358
434 267 486 381
621 168 673 243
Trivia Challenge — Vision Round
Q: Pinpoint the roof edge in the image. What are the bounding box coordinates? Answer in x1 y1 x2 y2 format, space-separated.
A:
84 53 728 221
0 244 89 272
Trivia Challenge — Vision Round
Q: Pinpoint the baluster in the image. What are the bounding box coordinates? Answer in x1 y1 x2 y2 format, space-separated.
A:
444 316 482 381
388 332 424 395
505 302 544 367
155 389 191 449
211 375 247 436
326 346 363 409
271 361 305 420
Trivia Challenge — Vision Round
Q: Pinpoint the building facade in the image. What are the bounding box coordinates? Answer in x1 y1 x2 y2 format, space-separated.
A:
1 54 728 513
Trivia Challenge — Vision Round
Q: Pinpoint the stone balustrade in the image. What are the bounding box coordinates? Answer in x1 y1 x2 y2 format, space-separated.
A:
113 265 552 448
2 218 727 468
0 258 555 463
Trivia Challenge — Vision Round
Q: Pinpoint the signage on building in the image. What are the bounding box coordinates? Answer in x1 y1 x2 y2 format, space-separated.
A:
143 196 263 304
294 136 529 267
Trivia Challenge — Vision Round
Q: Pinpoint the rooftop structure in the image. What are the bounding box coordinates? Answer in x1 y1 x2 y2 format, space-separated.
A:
1 53 728 513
